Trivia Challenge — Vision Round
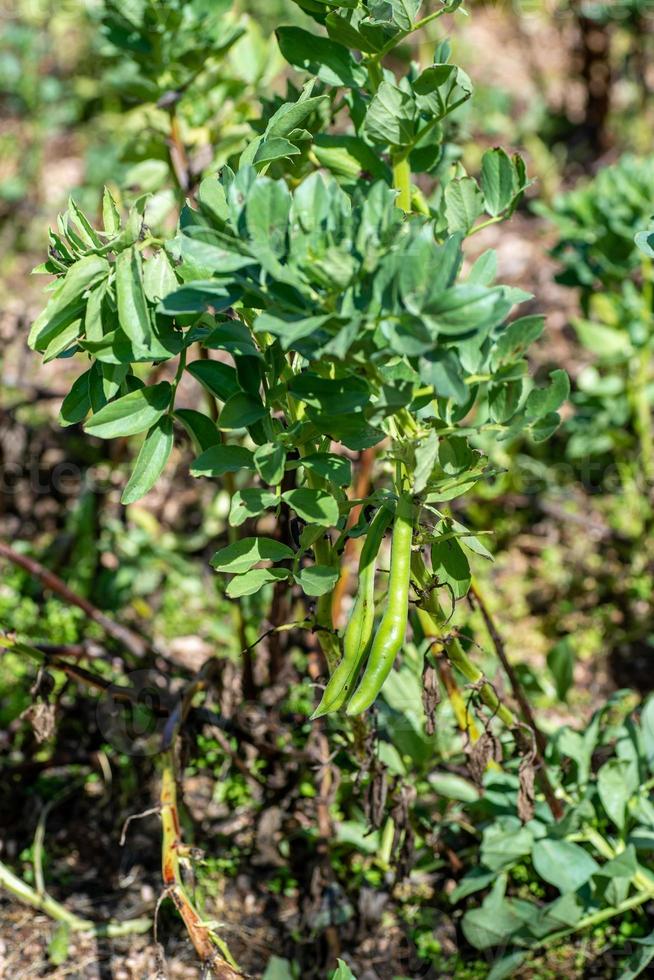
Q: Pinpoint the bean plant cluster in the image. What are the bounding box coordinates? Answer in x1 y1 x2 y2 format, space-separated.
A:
33 0 567 713
24 0 621 974
540 154 654 477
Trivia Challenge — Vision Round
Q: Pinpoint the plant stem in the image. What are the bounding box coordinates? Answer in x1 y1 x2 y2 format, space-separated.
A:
0 858 151 937
0 539 149 658
468 214 504 236
632 343 654 483
541 889 653 947
469 579 563 820
411 555 516 728
433 643 482 742
331 447 376 628
392 153 412 213
159 752 243 977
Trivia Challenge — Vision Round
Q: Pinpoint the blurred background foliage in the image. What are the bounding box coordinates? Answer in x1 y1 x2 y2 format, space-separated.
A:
3 0 654 977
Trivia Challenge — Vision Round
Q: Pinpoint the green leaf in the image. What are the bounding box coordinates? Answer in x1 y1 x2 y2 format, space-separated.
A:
245 177 291 260
492 315 545 368
226 567 291 598
174 409 221 453
121 416 174 504
313 134 390 182
413 63 457 95
203 321 261 359
530 411 562 443
332 960 357 980
572 318 627 358
430 772 479 802
211 537 294 574
157 280 241 315
531 839 600 893
363 81 416 147
641 696 654 773
143 250 178 303
414 431 440 494
59 370 91 427
288 373 369 414
282 488 339 526
219 391 266 430
229 489 279 527
186 360 241 402
296 453 351 486
276 27 366 88
254 443 287 485
190 445 255 477
388 0 421 30
449 869 496 903
430 532 471 599
254 137 302 168
444 177 484 233
487 953 527 980
547 639 575 701
48 921 71 967
29 254 108 350
264 93 330 141
598 758 636 831
262 957 296 980
309 412 384 451
596 844 637 882
616 931 654 980
426 284 502 336
481 148 516 217
255 312 333 350
294 564 339 596
461 877 524 950
525 369 570 419
481 817 533 872
115 247 153 351
635 228 654 259
85 382 172 439
420 350 468 404
102 187 121 236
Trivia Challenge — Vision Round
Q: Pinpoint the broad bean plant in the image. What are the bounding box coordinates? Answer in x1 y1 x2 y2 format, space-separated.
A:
540 154 654 480
32 0 566 719
92 0 281 213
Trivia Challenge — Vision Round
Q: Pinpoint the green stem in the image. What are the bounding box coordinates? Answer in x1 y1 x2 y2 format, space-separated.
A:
632 343 654 482
378 816 395 869
0 859 151 937
411 555 516 728
541 889 652 948
392 153 412 213
366 57 383 94
468 214 505 236
372 6 449 63
287 394 339 671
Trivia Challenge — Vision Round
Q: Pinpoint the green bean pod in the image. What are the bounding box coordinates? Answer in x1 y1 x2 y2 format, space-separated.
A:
311 504 392 720
345 492 413 715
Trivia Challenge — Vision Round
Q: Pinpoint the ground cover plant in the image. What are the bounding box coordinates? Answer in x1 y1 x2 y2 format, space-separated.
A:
540 154 654 481
4 1 654 978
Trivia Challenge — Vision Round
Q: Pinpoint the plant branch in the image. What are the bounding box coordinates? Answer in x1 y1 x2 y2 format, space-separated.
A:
158 752 243 978
0 858 151 937
0 539 150 659
468 580 564 820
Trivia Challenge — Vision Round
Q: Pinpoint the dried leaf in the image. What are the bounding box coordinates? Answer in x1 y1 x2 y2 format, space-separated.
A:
517 755 536 823
365 762 388 830
21 701 56 743
422 661 441 736
467 730 502 785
